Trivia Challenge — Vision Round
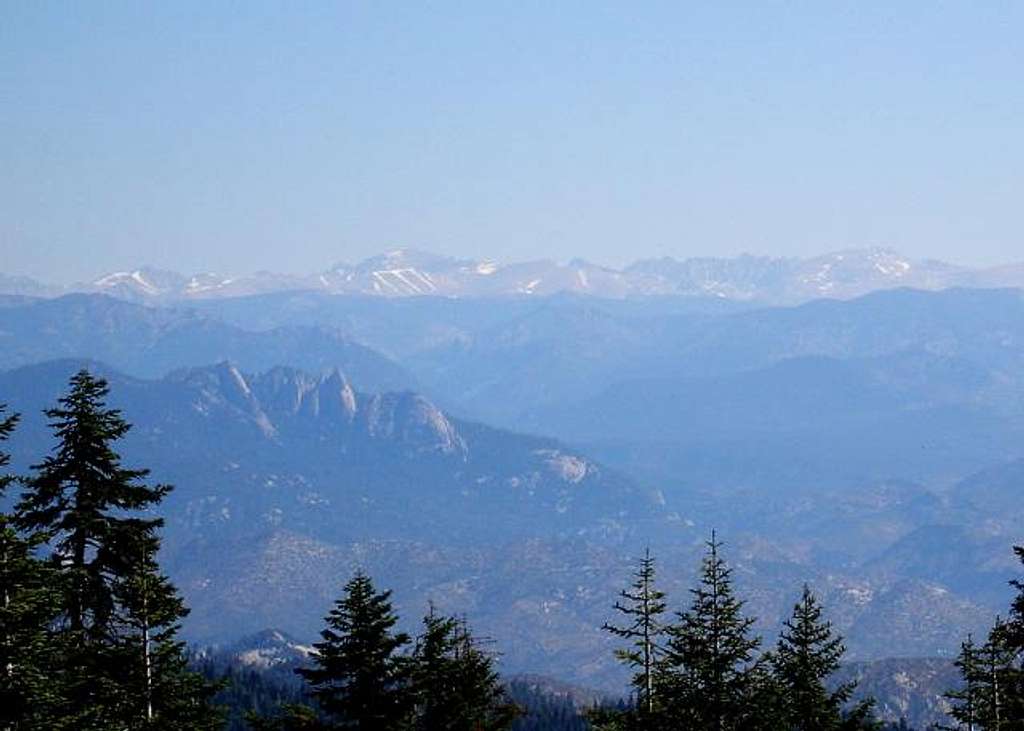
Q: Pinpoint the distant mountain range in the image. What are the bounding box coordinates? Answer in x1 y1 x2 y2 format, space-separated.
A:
7 247 1024 303
3 274 1023 705
0 357 1012 690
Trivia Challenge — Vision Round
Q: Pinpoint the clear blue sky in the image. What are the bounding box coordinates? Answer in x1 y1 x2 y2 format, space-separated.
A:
2 2 1022 281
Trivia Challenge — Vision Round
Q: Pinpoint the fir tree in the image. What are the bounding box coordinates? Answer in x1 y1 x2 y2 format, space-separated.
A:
944 634 981 731
15 370 170 638
945 618 1018 731
408 606 519 730
13 370 220 729
107 528 224 729
0 405 63 730
297 570 412 729
660 533 763 731
993 545 1024 724
602 548 667 719
975 619 1018 730
772 584 874 731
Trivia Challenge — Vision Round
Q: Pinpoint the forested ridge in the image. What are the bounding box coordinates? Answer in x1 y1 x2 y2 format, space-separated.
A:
1 370 1021 729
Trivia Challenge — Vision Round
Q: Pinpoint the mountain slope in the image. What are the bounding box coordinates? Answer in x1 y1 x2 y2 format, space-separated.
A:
0 359 1009 686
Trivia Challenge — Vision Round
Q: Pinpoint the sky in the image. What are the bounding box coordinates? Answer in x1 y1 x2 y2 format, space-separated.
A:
2 2 1022 282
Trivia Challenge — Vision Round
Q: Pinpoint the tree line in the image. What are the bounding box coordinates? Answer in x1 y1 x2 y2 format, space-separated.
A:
592 540 1024 731
2 370 1023 730
589 541 876 731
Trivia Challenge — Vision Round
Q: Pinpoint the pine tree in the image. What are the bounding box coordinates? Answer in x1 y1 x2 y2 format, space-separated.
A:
772 584 874 731
297 570 412 729
944 618 1019 731
944 634 982 731
15 370 170 638
602 548 667 720
107 528 224 729
0 405 64 730
13 370 220 729
993 545 1024 725
660 533 763 731
977 619 1018 730
408 606 519 730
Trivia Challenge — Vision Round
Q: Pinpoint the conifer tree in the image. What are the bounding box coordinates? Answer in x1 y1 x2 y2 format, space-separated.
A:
297 570 412 729
945 618 1019 731
408 606 518 730
660 533 763 731
107 528 224 729
13 370 220 729
994 545 1024 724
944 634 982 731
772 584 874 731
15 370 170 638
0 405 63 730
602 548 667 720
976 619 1018 730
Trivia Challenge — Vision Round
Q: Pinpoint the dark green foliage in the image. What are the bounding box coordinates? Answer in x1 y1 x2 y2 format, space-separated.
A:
15 370 170 637
108 531 225 729
10 370 221 729
408 606 519 730
660 534 765 730
944 619 1019 730
602 549 666 719
0 405 64 730
944 543 1024 730
505 680 594 730
599 542 879 731
773 585 875 730
192 652 311 731
943 634 983 731
245 703 325 731
201 654 593 731
296 570 411 729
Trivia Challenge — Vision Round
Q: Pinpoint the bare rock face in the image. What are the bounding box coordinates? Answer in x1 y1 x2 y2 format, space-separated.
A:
535 449 591 484
358 391 467 458
250 367 358 425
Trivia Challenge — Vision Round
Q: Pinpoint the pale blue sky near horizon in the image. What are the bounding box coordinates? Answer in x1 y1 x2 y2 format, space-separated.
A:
2 2 1022 282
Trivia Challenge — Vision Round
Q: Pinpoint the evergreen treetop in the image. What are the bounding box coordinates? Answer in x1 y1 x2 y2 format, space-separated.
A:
297 569 412 729
15 369 170 636
660 533 763 731
409 605 519 730
7 371 221 730
1 405 59 730
602 547 667 717
773 584 873 731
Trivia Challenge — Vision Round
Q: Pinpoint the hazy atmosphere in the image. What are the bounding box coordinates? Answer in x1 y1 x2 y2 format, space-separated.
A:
3 2 1022 281
4 4 1024 730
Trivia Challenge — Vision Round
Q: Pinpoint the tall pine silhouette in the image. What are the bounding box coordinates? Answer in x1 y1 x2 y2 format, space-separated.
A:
602 548 667 720
408 606 518 730
13 369 220 729
297 570 411 729
772 584 874 730
661 533 764 731
0 405 63 729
